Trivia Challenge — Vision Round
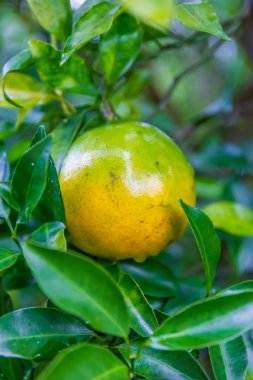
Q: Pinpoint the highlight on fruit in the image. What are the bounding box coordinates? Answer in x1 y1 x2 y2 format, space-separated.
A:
59 122 196 261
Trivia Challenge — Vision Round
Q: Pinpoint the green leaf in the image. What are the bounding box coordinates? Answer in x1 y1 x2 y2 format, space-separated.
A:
11 136 52 225
50 113 83 172
29 39 97 96
118 272 158 337
148 291 253 350
29 222 66 251
22 241 130 337
209 337 247 380
0 307 92 360
180 200 221 293
122 0 175 29
27 0 72 40
2 72 56 109
2 49 33 79
119 342 209 380
100 13 142 84
31 125 66 224
37 343 129 380
61 2 119 64
221 280 253 295
203 201 253 236
0 249 19 273
175 1 230 41
0 357 25 380
119 258 178 297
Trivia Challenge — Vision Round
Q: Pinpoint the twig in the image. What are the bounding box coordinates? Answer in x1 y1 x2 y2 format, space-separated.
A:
150 9 249 119
157 38 226 112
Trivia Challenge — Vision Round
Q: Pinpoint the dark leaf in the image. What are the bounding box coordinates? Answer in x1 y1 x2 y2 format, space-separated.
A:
180 200 221 293
119 342 209 380
11 136 52 225
31 125 66 224
0 307 92 360
119 258 178 297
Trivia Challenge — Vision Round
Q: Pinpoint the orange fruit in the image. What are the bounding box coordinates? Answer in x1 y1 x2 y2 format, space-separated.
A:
59 122 196 261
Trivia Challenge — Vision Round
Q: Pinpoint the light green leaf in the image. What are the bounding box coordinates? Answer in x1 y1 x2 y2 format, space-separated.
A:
180 200 220 293
29 39 97 96
203 201 253 236
3 72 56 109
37 343 129 380
0 307 92 360
118 271 158 337
209 337 248 380
100 13 142 84
61 2 119 64
22 241 130 337
27 0 72 40
122 0 175 29
148 291 253 350
175 1 230 40
2 49 33 79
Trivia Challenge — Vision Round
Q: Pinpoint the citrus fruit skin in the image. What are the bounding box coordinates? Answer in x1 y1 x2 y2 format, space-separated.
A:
59 122 196 262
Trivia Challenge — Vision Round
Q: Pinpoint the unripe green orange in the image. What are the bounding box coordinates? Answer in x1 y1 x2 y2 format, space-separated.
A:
59 122 196 262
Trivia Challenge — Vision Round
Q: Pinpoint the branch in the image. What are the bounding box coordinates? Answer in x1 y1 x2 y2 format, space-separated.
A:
152 11 249 116
160 39 225 111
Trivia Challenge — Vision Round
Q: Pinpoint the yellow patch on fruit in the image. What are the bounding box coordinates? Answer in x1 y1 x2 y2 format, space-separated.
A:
59 122 196 261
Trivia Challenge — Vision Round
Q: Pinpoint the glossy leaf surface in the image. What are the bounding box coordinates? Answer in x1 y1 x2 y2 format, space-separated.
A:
29 222 66 251
100 13 142 84
62 2 119 64
180 200 220 293
118 271 158 337
0 307 91 360
149 291 253 350
22 241 129 337
119 258 178 297
209 337 247 380
38 343 129 380
11 136 52 224
120 342 209 380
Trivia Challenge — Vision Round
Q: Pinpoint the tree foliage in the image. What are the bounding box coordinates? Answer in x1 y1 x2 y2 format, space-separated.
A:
0 0 253 379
